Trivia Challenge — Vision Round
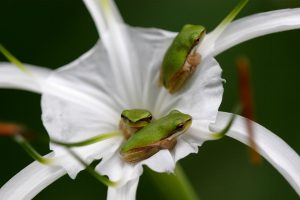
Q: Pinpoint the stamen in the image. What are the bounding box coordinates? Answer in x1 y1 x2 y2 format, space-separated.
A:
212 0 248 37
0 123 24 136
197 0 248 57
236 56 262 165
0 44 30 74
65 148 118 187
0 122 118 186
50 131 122 147
211 104 241 139
0 122 53 164
14 134 54 164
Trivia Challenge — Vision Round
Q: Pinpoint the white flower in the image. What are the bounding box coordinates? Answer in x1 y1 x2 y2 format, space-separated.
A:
0 0 300 199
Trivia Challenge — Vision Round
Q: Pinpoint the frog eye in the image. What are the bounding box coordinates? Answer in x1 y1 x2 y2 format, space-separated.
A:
176 123 185 130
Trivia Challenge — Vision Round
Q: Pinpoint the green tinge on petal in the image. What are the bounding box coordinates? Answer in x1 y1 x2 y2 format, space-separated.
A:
14 135 54 165
0 44 30 74
50 131 122 147
100 0 110 11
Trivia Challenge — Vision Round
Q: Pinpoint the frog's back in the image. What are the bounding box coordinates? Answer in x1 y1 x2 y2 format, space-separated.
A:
160 24 205 87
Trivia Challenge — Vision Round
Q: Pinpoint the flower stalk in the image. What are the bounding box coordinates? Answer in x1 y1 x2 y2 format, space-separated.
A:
146 164 199 200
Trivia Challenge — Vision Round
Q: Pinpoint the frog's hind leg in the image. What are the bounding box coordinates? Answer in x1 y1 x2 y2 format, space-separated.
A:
122 146 160 163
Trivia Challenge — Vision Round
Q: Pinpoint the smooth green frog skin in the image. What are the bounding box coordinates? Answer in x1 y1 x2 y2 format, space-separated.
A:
119 109 152 139
121 110 192 163
160 24 206 94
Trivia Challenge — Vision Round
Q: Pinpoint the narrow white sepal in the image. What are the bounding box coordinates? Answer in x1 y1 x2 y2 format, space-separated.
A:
107 178 139 200
210 112 300 195
213 8 300 56
0 62 51 93
0 153 66 200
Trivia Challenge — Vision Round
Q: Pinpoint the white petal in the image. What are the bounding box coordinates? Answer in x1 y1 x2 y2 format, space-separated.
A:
171 120 216 163
0 62 51 93
210 112 300 195
41 44 119 142
124 27 176 114
83 0 143 105
96 151 143 186
107 178 139 200
175 58 223 122
0 153 66 200
41 44 126 177
141 150 175 173
213 8 300 56
171 133 200 163
168 58 225 163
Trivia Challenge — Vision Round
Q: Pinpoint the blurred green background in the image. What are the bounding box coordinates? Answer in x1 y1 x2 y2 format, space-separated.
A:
0 0 300 199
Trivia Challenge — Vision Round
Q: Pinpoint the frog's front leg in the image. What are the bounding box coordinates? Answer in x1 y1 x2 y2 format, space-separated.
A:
119 120 139 140
168 52 201 93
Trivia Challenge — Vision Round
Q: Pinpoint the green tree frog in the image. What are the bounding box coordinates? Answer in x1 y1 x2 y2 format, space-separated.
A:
160 24 206 94
121 110 192 163
119 109 152 139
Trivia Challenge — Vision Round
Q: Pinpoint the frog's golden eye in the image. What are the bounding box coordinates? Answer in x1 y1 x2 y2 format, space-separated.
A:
176 123 185 130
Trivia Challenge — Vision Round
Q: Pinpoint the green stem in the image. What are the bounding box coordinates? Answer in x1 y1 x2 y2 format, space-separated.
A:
146 164 200 200
65 148 117 187
13 134 53 164
50 131 122 147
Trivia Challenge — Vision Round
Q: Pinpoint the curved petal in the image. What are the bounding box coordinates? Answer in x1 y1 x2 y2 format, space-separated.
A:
0 153 66 200
107 178 139 200
212 8 300 56
0 62 51 93
210 112 300 195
